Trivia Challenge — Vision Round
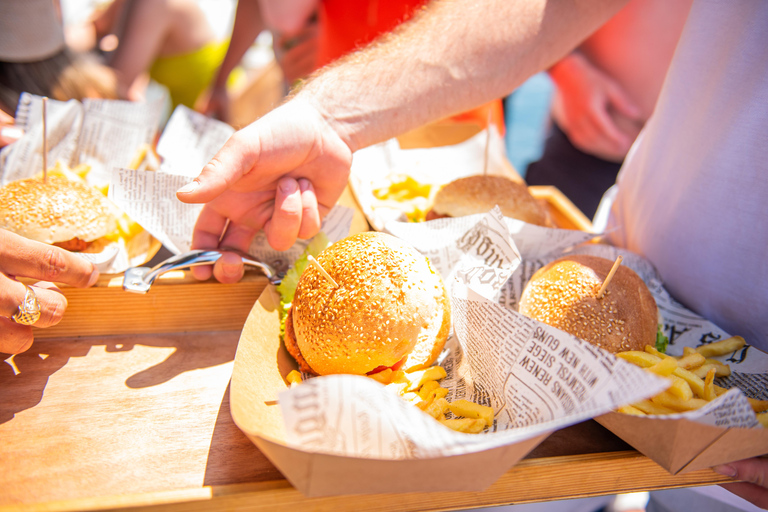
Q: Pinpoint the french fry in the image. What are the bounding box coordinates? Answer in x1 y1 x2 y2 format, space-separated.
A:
618 351 661 368
695 336 746 358
632 399 677 415
757 412 768 428
651 391 709 412
286 370 302 387
439 418 486 434
423 398 449 419
647 357 678 377
703 359 732 377
400 392 422 404
671 367 706 397
668 376 694 401
619 340 765 426
676 352 706 370
368 368 393 384
617 405 646 416
644 345 673 359
417 380 440 399
447 400 495 427
747 398 768 414
403 366 448 392
703 367 717 401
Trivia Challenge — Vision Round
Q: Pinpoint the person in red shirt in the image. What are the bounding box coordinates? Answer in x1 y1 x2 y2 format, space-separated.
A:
201 0 504 133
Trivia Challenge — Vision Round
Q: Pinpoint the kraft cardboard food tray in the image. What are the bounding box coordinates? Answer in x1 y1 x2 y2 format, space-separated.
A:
229 296 551 497
596 408 768 475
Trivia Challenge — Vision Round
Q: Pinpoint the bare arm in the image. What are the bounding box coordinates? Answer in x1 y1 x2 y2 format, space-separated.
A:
259 0 318 34
199 0 265 119
302 0 630 152
179 0 630 271
107 0 170 100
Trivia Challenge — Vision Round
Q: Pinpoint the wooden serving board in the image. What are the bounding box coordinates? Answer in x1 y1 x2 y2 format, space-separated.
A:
0 327 731 512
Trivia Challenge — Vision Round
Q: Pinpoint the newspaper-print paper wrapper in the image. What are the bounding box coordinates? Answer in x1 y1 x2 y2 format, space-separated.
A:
490 239 768 473
108 106 354 272
0 94 162 273
278 209 671 459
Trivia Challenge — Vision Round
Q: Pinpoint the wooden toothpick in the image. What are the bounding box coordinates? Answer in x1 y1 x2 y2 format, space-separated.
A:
42 97 48 182
482 107 492 176
308 255 338 288
597 255 623 299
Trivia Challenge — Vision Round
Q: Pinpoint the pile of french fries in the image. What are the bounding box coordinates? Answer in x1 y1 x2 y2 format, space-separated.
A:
616 336 768 427
287 365 495 434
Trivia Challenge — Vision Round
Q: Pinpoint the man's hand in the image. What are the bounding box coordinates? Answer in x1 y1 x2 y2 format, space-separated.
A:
1 109 23 148
176 98 353 282
0 230 99 354
716 457 768 509
549 51 643 162
196 84 231 124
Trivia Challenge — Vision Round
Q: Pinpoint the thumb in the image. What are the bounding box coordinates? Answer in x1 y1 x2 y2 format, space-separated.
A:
177 131 259 204
716 458 768 488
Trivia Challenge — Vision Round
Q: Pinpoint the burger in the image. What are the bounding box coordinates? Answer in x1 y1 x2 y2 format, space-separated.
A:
518 254 658 353
425 175 550 226
0 175 119 252
284 231 451 376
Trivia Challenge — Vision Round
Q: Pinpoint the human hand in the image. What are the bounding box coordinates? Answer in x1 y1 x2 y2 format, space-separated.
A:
196 84 231 123
274 18 320 87
715 457 768 509
549 52 643 162
0 109 23 148
176 97 353 283
0 229 99 354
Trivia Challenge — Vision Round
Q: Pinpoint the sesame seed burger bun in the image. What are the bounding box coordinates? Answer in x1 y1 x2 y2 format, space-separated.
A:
0 175 118 251
518 254 657 353
426 175 549 226
287 231 451 376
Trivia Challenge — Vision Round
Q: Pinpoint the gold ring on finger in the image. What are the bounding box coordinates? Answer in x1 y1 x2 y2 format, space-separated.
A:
11 284 41 326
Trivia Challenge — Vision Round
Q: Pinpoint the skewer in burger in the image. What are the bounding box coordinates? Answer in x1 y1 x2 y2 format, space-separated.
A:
0 175 120 252
425 174 550 226
284 231 451 376
518 254 658 353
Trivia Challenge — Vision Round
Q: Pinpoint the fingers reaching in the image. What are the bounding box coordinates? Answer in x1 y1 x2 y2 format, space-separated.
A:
716 458 768 509
212 251 246 284
265 177 304 251
297 178 321 240
177 131 258 204
0 230 98 288
0 277 67 329
0 318 34 354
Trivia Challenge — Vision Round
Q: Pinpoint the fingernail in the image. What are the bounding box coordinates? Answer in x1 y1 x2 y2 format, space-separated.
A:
298 178 312 192
177 180 199 194
714 464 737 478
279 178 298 194
87 268 100 287
221 262 242 277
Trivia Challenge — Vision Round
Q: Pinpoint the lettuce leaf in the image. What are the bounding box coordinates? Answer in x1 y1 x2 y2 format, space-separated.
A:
656 324 669 354
275 232 332 339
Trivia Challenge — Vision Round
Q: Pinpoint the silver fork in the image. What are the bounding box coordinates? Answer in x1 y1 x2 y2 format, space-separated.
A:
122 250 282 294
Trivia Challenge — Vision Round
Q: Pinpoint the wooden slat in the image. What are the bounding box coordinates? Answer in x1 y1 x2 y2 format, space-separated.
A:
1 452 730 512
33 272 269 339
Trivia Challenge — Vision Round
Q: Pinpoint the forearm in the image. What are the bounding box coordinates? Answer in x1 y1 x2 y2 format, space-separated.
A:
213 0 265 89
299 0 628 152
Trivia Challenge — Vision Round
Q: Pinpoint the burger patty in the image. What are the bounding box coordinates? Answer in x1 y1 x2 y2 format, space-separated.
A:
283 307 317 375
53 237 91 252
425 209 448 221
